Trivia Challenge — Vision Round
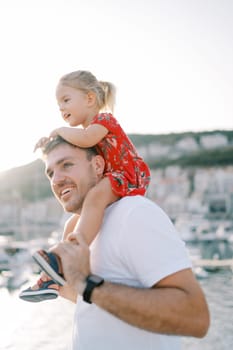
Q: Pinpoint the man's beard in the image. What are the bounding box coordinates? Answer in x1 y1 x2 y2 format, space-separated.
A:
62 169 98 214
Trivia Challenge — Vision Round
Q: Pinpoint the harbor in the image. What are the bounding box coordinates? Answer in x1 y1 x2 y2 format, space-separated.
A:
0 243 233 350
1 142 233 349
0 218 233 350
0 233 59 291
0 220 233 350
1 218 233 290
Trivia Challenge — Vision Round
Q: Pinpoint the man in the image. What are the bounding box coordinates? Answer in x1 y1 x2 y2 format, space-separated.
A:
39 135 210 349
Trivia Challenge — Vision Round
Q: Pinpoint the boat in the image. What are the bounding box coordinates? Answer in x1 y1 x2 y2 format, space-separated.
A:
0 272 7 288
0 249 11 271
193 266 209 279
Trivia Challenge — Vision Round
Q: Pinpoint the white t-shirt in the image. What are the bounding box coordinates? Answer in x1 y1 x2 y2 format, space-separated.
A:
72 196 191 350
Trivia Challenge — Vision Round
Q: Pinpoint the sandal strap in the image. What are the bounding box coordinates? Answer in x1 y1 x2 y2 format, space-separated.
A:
43 250 62 275
37 277 44 288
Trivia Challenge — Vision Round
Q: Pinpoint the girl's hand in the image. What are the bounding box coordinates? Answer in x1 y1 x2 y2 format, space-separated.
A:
33 136 50 152
49 128 60 138
49 127 71 140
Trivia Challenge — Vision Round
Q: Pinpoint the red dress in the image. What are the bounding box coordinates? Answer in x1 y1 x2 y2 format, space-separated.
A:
91 113 150 197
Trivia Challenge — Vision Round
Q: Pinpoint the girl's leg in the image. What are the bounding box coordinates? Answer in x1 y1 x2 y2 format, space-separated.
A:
70 177 119 245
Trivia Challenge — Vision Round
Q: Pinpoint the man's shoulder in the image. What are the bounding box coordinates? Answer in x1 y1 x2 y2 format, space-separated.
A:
117 195 154 207
106 195 172 226
107 195 158 215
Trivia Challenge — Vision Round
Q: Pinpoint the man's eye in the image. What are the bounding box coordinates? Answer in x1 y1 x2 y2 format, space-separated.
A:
63 162 73 168
47 171 53 179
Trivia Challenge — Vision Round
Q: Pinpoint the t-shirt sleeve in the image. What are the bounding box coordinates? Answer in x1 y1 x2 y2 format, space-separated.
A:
119 201 192 287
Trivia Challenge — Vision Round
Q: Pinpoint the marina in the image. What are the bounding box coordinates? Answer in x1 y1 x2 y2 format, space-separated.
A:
0 228 233 349
0 235 58 290
0 252 232 350
1 222 233 290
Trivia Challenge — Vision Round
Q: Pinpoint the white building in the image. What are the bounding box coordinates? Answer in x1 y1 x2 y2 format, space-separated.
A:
200 134 228 149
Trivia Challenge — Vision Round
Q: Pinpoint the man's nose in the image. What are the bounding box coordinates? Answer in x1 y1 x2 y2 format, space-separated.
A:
51 171 65 186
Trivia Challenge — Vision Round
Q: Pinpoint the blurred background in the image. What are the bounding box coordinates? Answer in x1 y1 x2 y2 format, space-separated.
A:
0 1 232 349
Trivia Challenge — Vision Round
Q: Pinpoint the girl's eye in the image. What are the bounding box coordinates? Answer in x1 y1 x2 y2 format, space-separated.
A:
64 98 69 103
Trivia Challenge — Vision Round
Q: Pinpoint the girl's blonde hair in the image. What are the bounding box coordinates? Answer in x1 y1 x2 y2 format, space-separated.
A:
59 70 116 112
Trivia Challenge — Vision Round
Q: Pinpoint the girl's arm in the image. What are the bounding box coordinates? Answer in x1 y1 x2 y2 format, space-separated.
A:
62 214 80 241
51 124 108 147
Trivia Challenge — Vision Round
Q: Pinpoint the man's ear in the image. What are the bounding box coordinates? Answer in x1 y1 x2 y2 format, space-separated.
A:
92 155 105 176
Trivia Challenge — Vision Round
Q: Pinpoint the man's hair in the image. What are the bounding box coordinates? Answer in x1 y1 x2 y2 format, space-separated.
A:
41 135 99 161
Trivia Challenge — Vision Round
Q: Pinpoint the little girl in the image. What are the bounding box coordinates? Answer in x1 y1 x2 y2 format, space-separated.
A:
19 70 150 302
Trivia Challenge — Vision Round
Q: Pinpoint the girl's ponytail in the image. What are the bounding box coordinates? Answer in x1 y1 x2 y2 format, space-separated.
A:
99 81 116 112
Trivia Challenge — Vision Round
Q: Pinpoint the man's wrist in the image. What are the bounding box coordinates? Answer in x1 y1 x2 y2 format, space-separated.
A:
82 274 104 304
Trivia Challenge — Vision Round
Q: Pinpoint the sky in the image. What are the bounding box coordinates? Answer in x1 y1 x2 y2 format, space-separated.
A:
0 0 232 172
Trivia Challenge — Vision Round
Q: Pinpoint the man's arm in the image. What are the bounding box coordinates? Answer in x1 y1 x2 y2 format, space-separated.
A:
92 268 209 338
53 239 210 338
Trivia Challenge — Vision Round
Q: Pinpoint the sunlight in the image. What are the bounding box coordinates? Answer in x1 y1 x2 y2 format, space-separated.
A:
0 0 232 171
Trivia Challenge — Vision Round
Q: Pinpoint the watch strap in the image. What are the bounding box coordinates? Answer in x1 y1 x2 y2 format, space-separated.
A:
83 274 104 304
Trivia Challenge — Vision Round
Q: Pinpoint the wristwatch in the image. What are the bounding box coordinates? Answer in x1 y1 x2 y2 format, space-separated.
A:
83 274 104 304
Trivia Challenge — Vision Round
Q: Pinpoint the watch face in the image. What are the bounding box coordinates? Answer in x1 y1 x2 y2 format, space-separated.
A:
83 275 104 303
89 274 103 284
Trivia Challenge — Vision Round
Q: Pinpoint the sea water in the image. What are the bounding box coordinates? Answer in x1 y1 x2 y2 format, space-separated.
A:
0 275 74 350
0 260 233 349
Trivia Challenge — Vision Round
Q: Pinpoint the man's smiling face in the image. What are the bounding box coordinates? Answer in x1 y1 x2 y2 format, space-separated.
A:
45 143 98 214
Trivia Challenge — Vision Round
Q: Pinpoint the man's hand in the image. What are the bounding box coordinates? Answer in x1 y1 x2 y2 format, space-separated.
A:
52 236 91 296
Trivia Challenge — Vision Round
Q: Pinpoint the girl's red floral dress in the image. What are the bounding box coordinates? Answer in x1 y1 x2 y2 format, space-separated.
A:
91 113 150 197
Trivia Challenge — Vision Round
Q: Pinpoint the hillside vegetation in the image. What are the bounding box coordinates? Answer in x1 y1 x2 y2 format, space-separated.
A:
148 146 233 168
129 129 233 146
0 130 232 202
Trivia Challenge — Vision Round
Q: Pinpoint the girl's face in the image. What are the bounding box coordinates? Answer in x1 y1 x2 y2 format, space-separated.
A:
56 83 92 127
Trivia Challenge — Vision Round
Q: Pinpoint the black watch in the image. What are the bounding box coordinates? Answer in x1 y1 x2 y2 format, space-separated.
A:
83 274 104 304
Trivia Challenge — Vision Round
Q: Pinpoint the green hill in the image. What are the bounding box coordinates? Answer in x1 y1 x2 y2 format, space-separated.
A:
0 130 232 202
